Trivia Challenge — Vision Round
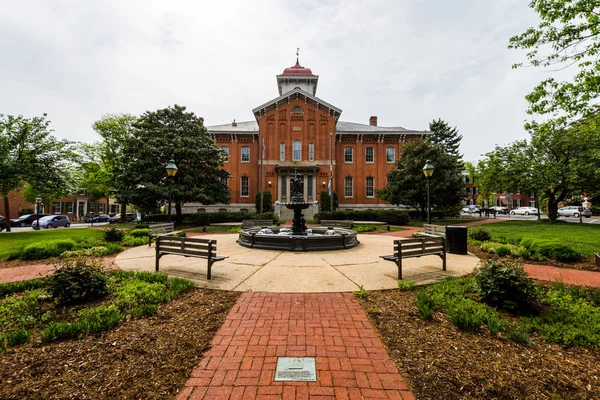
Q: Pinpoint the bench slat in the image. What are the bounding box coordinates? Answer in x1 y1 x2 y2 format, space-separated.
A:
382 237 447 280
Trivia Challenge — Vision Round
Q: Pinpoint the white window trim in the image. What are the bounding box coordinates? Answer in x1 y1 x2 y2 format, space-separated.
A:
240 176 249 197
344 177 353 198
366 177 375 198
344 147 353 164
365 147 374 163
293 140 302 161
386 147 395 163
280 143 285 161
241 147 250 163
309 143 314 161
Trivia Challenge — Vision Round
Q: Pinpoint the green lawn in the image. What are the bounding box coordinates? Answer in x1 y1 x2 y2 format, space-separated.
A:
477 220 600 257
0 229 105 259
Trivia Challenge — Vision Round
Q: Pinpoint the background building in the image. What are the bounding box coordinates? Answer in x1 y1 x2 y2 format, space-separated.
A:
192 57 432 218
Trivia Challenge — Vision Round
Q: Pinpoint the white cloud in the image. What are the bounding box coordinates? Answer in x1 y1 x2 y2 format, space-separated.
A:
0 0 567 161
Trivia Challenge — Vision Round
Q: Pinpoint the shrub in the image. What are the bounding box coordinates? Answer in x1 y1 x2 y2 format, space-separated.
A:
520 238 580 262
169 277 195 298
128 228 149 238
0 328 31 349
0 279 46 298
528 289 600 347
121 235 148 247
447 298 484 331
469 228 491 241
20 240 77 260
48 257 108 304
114 280 169 318
397 280 415 291
483 311 506 337
104 227 124 242
62 244 124 258
416 291 435 320
40 305 124 343
475 259 538 312
353 225 377 233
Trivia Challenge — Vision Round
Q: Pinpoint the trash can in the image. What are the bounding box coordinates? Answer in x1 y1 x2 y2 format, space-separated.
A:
446 226 468 254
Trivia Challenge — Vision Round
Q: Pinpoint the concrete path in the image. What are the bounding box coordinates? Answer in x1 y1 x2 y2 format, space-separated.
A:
178 292 415 400
115 234 480 292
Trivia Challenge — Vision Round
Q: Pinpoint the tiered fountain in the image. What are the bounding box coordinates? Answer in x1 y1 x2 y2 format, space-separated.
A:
237 169 359 251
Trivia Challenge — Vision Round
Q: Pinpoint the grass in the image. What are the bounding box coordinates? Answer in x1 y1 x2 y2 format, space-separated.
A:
476 220 600 257
0 230 106 260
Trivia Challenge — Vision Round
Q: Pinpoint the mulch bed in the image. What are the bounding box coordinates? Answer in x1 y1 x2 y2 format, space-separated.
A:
359 290 600 400
0 289 240 400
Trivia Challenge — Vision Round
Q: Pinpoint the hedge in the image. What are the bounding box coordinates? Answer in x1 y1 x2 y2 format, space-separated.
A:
313 209 409 225
141 212 278 226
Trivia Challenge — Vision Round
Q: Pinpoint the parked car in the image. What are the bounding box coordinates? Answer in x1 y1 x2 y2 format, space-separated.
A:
0 215 6 232
461 205 481 213
10 213 49 227
557 206 592 218
32 215 71 229
89 214 110 223
490 206 508 214
109 213 136 223
510 207 538 216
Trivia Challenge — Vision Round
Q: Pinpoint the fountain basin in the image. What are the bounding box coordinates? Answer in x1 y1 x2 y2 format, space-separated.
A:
237 226 359 251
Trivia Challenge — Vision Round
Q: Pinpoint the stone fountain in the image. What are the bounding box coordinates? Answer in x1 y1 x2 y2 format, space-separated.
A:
237 169 359 251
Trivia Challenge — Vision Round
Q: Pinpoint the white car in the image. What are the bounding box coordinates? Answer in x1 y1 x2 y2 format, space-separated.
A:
557 206 592 218
510 207 538 216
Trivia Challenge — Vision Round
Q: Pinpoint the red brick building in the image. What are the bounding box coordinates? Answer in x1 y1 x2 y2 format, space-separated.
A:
194 57 432 218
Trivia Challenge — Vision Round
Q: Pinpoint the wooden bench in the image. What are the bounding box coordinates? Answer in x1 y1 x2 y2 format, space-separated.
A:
148 222 175 246
423 223 446 237
155 236 228 280
241 219 279 228
379 237 446 280
320 220 354 229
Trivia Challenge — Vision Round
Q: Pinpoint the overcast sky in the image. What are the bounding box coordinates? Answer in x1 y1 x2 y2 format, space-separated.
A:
1 0 564 163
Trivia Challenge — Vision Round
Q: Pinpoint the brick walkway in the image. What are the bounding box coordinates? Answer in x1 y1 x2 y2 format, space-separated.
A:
178 292 415 400
524 264 600 287
0 257 116 283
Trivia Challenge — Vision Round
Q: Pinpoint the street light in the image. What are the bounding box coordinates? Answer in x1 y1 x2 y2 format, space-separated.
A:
35 197 42 227
165 159 178 223
422 160 435 224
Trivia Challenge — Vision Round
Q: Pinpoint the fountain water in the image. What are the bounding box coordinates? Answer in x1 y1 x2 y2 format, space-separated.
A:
237 169 359 251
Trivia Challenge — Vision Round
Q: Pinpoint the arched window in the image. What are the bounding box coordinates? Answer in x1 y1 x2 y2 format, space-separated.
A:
293 140 302 161
292 106 303 113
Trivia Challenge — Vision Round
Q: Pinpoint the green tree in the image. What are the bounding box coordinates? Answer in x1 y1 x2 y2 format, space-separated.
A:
119 105 230 219
319 191 338 212
429 119 463 161
377 141 465 219
477 115 600 220
255 191 273 213
0 114 71 231
91 114 137 221
509 0 600 121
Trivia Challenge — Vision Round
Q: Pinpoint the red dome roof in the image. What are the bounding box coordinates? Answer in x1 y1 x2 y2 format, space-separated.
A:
281 58 315 76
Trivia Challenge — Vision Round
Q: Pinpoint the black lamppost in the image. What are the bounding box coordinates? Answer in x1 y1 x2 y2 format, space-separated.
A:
422 160 435 224
35 197 42 227
165 159 178 223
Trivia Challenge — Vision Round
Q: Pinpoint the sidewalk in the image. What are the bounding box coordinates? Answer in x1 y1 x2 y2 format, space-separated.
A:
178 292 415 400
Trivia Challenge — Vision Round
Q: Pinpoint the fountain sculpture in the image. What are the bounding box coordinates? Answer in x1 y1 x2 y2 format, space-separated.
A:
237 169 359 251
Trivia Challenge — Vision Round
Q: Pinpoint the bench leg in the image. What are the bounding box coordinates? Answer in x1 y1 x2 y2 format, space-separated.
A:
207 259 212 280
441 253 446 271
396 258 403 280
155 254 162 272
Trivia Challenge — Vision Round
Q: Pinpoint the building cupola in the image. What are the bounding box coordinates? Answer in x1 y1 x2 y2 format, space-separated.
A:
276 48 319 96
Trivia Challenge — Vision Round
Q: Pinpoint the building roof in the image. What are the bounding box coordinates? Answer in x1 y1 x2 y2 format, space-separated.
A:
252 87 342 117
280 58 315 76
206 119 430 136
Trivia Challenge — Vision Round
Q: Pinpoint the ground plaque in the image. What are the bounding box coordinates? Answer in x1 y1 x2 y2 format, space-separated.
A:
274 357 317 382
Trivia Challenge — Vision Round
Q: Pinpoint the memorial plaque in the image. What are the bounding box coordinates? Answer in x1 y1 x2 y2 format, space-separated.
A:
274 357 317 382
